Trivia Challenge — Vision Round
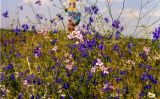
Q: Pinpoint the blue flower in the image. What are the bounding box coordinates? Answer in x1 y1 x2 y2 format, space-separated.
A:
63 83 70 90
51 39 58 45
22 24 29 32
98 44 105 50
144 85 152 90
19 6 23 10
36 14 43 20
85 6 92 14
30 95 34 99
152 26 160 41
2 11 9 18
115 31 121 39
7 64 13 70
104 17 109 23
141 73 148 81
53 29 58 34
81 50 89 57
120 70 127 75
10 74 15 80
89 17 94 24
91 5 99 14
57 14 63 20
113 44 119 51
13 26 20 35
115 77 122 83
112 20 120 29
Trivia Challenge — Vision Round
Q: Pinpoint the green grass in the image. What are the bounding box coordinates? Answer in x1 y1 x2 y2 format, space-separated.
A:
0 29 160 99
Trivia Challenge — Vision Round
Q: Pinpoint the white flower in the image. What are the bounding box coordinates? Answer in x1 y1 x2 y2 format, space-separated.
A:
66 62 74 70
52 46 57 51
96 58 104 66
143 47 150 55
147 92 156 98
91 67 96 73
23 80 28 85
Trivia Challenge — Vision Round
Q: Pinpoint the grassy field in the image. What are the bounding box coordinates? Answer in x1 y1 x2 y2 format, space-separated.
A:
0 29 160 99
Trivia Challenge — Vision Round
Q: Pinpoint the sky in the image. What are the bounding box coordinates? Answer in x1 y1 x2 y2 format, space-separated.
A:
0 0 160 38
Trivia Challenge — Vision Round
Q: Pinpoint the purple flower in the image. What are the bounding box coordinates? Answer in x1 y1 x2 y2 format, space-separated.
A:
32 26 36 31
104 17 109 23
30 95 34 99
36 14 43 20
81 50 89 57
89 17 94 24
98 44 105 50
13 26 20 35
7 64 13 70
144 85 152 90
34 46 42 58
57 14 63 20
120 70 127 75
22 24 29 32
115 77 122 83
56 78 63 83
152 26 160 41
85 6 92 14
19 6 23 10
112 20 120 29
91 5 99 14
10 74 15 80
147 74 158 84
141 73 148 81
115 31 121 39
18 93 23 99
0 73 5 82
51 39 58 45
63 83 70 90
35 0 41 5
139 91 146 97
113 44 119 51
2 11 9 18
53 29 58 34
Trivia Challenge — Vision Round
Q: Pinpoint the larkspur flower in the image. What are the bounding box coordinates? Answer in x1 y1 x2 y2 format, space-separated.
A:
115 31 121 39
112 20 120 29
98 44 105 50
85 6 92 14
53 29 58 34
35 0 41 5
113 44 119 51
57 14 63 20
19 6 23 10
91 5 99 14
22 24 29 32
104 17 109 23
144 85 152 90
13 26 20 35
152 26 160 41
36 14 43 20
89 16 94 24
2 11 9 18
63 83 70 90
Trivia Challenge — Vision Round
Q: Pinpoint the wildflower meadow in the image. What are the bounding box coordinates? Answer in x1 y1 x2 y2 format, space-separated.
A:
0 0 160 99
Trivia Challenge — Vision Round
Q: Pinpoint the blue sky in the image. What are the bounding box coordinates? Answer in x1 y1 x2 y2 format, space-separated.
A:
0 0 160 38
